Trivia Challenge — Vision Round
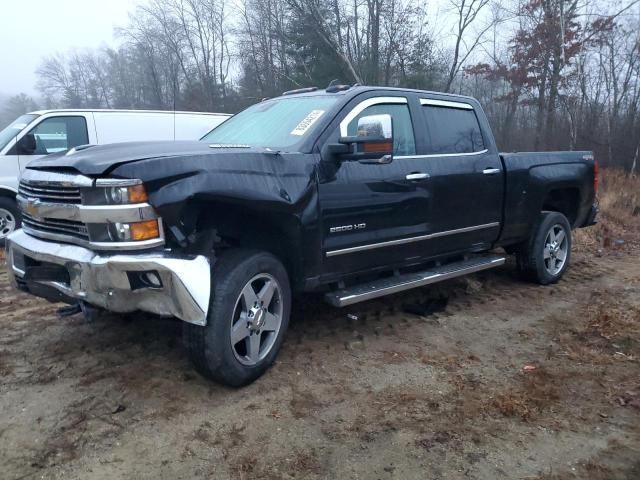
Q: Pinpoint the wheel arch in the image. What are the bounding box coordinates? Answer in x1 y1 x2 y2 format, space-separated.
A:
541 187 580 226
0 186 17 199
177 199 307 292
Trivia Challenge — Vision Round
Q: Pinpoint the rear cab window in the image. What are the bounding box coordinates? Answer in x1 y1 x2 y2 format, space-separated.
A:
419 99 485 155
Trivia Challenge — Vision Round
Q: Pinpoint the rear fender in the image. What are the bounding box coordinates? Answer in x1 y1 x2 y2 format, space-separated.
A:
500 162 592 245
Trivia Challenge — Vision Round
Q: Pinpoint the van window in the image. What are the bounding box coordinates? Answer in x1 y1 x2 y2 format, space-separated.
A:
24 116 89 155
421 106 485 155
345 103 416 156
0 114 39 152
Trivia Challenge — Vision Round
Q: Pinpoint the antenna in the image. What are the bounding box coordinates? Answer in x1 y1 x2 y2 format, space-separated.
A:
172 75 177 141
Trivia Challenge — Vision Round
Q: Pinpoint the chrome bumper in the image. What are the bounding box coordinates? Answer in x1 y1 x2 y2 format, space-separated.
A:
5 230 210 325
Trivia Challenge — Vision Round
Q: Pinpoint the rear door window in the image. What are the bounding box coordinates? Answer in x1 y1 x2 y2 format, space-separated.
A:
420 100 485 155
25 116 89 155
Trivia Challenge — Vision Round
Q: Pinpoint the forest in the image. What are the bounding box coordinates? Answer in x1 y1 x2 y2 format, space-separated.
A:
1 0 639 171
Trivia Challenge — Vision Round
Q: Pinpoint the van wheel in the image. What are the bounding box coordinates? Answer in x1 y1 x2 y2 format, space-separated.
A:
183 249 291 387
516 211 572 285
0 197 20 245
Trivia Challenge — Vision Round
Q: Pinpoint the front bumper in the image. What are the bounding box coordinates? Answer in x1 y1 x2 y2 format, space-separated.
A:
6 230 210 325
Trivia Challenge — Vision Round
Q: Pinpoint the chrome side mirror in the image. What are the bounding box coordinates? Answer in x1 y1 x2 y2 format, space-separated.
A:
335 113 394 163
356 114 392 142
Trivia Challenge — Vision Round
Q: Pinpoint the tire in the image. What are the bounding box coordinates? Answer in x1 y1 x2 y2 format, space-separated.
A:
516 211 572 285
0 197 21 245
183 249 291 387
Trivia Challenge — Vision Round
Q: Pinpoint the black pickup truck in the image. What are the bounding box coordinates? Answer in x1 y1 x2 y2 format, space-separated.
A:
6 85 598 386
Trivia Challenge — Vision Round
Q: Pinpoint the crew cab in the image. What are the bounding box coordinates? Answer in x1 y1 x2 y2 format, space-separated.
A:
5 85 598 386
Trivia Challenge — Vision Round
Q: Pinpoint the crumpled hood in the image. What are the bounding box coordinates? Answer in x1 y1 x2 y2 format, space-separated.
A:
25 141 229 175
23 139 318 218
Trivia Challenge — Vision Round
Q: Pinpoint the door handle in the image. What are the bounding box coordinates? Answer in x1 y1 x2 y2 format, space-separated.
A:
406 173 430 180
482 168 501 175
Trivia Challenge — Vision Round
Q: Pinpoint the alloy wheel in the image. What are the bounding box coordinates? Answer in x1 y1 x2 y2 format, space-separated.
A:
230 273 283 366
543 224 568 276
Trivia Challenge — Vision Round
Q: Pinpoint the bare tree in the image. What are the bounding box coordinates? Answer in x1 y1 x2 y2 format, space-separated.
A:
444 0 494 92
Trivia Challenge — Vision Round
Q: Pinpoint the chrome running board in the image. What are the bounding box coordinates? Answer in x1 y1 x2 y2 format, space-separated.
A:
324 255 506 307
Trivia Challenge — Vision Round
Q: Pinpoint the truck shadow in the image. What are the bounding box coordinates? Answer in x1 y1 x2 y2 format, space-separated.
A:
18 256 582 396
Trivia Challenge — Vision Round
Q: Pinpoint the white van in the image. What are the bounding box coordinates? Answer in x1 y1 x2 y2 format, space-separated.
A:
0 109 230 240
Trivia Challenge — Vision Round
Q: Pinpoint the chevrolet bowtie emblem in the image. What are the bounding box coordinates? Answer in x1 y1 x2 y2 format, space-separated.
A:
24 198 41 217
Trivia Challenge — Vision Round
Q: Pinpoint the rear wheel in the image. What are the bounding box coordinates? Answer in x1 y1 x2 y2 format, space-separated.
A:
516 211 572 285
0 197 20 245
183 249 291 387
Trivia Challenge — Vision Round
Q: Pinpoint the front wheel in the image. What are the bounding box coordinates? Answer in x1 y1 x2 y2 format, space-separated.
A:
183 249 291 387
516 211 572 285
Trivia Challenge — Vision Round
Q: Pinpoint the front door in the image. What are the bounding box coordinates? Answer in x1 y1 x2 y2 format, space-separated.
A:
13 115 90 171
318 95 436 278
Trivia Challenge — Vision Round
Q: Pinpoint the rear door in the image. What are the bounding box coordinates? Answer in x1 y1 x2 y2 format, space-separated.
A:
412 97 504 255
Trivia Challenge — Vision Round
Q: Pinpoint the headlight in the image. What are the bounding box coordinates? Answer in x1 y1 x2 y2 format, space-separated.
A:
84 179 149 205
104 184 148 204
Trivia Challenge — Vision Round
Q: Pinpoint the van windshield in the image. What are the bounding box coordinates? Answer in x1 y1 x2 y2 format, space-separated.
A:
0 114 39 152
201 96 339 149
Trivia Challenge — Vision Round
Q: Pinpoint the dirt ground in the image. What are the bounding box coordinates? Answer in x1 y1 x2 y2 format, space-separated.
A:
1 171 639 480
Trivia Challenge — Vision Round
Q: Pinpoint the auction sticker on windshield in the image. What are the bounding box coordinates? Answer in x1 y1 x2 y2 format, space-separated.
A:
291 110 325 136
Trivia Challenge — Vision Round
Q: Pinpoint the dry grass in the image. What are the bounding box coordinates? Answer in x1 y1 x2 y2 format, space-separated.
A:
491 367 562 421
574 168 640 253
231 448 324 480
548 287 640 364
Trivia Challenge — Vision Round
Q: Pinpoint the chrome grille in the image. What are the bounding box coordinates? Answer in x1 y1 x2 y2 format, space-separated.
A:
17 169 164 250
22 213 89 240
18 181 82 204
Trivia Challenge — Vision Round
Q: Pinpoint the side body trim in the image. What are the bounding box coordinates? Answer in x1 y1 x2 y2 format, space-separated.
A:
395 149 488 160
326 222 500 257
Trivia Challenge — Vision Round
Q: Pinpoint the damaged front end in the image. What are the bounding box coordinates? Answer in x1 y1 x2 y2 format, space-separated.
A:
7 230 210 324
6 168 211 324
8 145 317 324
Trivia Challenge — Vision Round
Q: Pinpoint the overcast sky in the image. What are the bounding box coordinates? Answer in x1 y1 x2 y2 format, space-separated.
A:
0 0 138 95
0 0 470 99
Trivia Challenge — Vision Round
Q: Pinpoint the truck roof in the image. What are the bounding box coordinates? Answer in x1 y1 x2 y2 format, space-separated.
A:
28 109 231 117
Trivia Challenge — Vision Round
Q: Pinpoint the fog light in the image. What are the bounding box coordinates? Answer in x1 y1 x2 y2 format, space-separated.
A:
127 270 163 290
142 271 162 288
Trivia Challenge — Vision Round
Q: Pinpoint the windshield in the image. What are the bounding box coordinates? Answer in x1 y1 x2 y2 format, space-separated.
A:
202 96 339 149
0 114 39 152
